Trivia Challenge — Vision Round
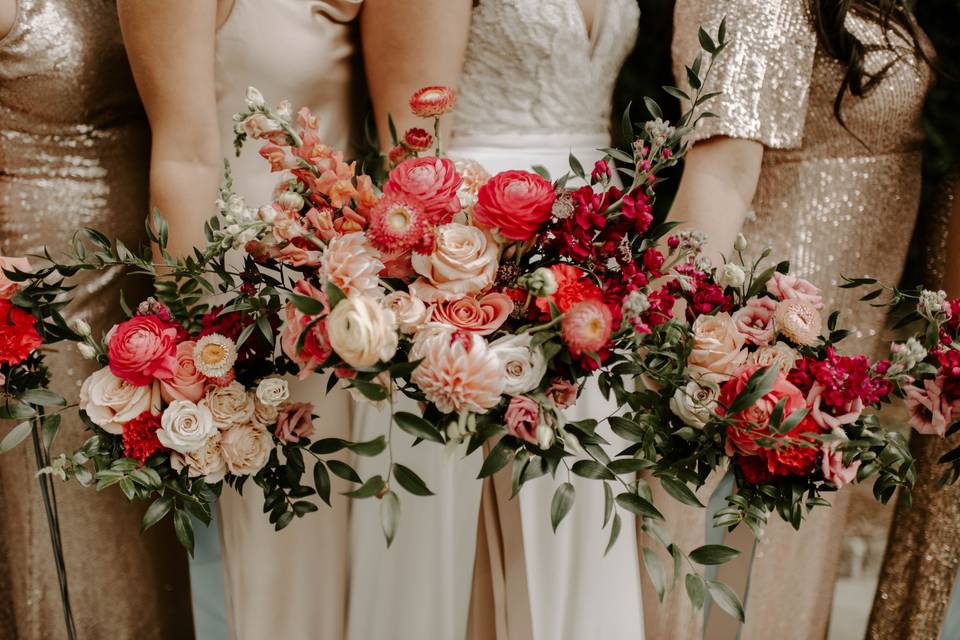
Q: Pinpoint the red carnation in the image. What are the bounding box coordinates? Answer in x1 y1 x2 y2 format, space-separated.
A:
409 86 457 118
534 264 602 315
719 366 824 481
122 411 165 464
475 170 556 241
0 300 42 366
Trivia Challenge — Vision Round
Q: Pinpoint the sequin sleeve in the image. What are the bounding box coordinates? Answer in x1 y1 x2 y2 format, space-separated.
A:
671 0 818 149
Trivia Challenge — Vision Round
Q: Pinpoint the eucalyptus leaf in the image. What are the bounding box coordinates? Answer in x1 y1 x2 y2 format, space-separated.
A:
706 580 745 621
314 462 332 506
141 496 174 532
392 463 434 496
571 460 615 481
20 388 66 407
689 544 740 565
642 547 667 601
550 482 575 532
174 509 195 555
394 411 444 443
344 475 385 499
0 421 32 453
615 492 664 520
380 490 401 547
659 477 705 508
685 573 706 610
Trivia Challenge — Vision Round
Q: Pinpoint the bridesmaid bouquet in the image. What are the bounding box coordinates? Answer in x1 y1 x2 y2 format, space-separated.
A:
625 242 914 539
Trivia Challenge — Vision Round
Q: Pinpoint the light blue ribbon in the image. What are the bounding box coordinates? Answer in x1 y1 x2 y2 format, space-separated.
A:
188 513 229 640
942 568 960 639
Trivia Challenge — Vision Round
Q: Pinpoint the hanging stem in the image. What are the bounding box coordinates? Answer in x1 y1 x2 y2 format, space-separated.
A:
30 407 77 640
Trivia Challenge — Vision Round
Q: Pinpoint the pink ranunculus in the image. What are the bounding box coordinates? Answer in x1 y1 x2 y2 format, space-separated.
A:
505 396 540 444
108 316 179 386
904 377 953 436
384 157 462 224
430 293 513 336
805 382 864 431
766 273 824 310
821 438 861 489
732 296 778 346
0 256 31 299
275 402 316 443
280 280 332 379
474 170 556 241
546 378 578 409
160 341 205 403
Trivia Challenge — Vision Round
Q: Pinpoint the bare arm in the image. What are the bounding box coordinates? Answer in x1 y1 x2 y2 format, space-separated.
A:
666 136 764 264
360 0 472 149
118 0 222 259
0 0 15 40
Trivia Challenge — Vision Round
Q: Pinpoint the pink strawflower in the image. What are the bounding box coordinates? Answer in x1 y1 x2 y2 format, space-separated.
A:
366 195 428 256
561 299 613 357
505 396 540 444
409 86 457 118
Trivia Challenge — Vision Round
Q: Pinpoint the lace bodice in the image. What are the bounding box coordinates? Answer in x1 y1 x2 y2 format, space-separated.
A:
454 0 639 139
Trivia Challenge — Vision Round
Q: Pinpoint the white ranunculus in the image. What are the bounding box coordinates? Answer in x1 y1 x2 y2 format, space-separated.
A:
158 400 217 453
204 381 256 428
78 367 162 435
327 296 399 369
170 432 227 483
489 334 547 396
383 291 430 335
669 381 719 429
220 422 273 476
256 378 289 407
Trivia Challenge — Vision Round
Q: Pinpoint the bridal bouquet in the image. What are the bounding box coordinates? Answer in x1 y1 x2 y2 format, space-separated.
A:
621 241 913 540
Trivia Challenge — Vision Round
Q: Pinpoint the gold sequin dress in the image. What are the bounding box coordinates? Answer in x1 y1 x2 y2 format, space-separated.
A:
645 2 931 639
0 0 191 637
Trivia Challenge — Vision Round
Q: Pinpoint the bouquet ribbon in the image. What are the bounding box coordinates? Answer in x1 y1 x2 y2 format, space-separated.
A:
467 441 534 640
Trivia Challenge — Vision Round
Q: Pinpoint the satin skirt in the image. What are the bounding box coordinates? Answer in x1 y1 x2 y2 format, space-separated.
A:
346 133 644 640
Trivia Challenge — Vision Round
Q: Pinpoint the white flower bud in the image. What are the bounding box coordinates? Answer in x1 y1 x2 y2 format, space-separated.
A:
276 99 293 121
77 343 97 360
918 289 948 322
72 318 92 338
536 424 556 450
733 233 748 252
717 263 746 289
245 86 265 109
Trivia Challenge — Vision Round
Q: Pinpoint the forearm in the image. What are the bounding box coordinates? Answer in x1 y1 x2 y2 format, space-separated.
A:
149 154 222 259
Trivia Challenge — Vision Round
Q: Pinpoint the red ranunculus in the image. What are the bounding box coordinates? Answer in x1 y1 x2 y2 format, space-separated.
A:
107 316 179 386
719 365 824 480
384 157 462 224
474 170 556 241
0 299 41 366
122 411 166 464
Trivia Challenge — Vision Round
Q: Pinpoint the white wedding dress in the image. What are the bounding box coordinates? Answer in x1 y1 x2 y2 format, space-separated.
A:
349 1 643 639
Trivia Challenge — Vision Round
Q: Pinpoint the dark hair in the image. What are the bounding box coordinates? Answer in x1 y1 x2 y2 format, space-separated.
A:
808 0 930 125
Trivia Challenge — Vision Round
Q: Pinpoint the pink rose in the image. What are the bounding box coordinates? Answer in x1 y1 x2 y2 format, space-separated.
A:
0 256 31 299
430 293 513 336
108 316 179 386
905 377 953 436
384 157 462 224
766 273 824 310
474 170 556 241
275 402 315 443
821 439 861 489
160 341 206 403
409 224 499 302
505 396 540 444
546 378 577 409
280 281 332 379
732 296 778 346
686 312 748 382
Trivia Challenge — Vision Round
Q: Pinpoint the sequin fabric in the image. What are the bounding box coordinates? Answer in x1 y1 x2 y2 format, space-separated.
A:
0 1 191 637
673 0 931 357
660 2 933 640
867 175 960 640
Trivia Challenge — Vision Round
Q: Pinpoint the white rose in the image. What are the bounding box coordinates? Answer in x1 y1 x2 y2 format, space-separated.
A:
717 263 745 289
205 381 256 428
79 367 161 435
409 223 499 302
489 334 547 395
158 400 217 453
220 422 273 476
256 378 289 407
170 432 227 483
327 296 399 369
383 291 430 335
669 381 719 428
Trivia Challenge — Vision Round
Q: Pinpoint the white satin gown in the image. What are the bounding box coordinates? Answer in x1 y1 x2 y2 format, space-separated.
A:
348 1 644 639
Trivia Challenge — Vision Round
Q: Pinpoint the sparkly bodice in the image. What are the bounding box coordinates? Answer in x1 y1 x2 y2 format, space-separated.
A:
673 0 932 355
454 0 640 139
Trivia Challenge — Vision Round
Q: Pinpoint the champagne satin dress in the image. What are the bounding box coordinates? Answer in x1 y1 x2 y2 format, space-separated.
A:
211 1 362 638
0 0 191 637
644 2 932 639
